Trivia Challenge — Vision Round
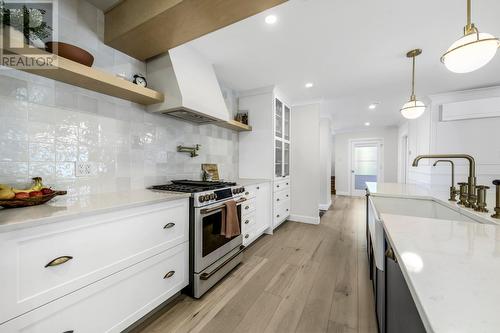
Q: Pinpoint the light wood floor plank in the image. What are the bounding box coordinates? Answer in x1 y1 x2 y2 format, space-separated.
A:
135 196 378 333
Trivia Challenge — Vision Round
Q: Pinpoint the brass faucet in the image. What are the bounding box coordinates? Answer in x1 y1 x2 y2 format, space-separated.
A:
412 154 477 208
432 160 458 201
177 144 201 157
492 180 500 219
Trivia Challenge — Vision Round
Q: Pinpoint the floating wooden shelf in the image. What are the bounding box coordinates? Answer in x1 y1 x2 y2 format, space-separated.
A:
216 120 252 132
4 36 164 105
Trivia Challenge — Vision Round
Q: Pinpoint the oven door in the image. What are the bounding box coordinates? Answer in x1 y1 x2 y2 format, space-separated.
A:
194 198 244 273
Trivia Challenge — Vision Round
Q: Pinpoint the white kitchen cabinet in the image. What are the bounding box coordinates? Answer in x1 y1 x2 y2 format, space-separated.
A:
0 243 189 333
238 87 291 229
242 182 271 246
0 198 189 331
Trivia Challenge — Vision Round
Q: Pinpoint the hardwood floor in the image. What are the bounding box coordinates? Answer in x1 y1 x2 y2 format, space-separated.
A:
136 196 378 333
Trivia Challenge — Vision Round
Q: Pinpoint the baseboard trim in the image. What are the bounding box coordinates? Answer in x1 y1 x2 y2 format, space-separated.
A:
319 199 332 211
289 214 320 225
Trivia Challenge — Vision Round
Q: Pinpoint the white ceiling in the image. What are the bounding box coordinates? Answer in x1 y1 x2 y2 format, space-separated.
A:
86 0 121 12
185 0 500 132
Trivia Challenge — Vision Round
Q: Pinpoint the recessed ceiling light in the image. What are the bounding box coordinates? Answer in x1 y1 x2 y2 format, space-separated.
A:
265 15 277 25
368 103 378 110
305 82 314 88
364 122 371 126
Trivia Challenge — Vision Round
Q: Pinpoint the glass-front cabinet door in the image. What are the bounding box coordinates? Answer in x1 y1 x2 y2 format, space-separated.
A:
284 105 290 141
275 139 283 177
283 142 290 177
275 99 283 138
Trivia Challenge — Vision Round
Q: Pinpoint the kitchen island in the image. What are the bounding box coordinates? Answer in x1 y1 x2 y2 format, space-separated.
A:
366 182 500 333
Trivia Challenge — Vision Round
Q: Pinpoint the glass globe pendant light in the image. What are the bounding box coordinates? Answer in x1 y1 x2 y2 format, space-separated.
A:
441 0 500 73
401 49 426 120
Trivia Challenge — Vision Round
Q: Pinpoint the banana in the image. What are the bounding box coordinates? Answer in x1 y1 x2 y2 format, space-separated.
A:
0 187 15 200
11 177 45 194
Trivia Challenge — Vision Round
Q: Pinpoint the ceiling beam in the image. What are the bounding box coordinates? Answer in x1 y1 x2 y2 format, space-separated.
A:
104 0 287 61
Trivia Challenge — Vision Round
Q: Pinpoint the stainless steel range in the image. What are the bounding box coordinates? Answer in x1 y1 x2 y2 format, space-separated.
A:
149 180 246 298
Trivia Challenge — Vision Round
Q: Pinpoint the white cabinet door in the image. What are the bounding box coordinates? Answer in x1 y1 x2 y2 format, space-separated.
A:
255 182 271 234
0 199 188 324
0 243 189 333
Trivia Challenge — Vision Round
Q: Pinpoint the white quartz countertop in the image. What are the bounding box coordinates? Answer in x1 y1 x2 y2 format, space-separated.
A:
382 213 500 333
366 182 498 225
0 190 190 233
233 178 272 186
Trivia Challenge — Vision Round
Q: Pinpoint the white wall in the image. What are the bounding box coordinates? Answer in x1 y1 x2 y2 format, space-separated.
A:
334 127 399 195
290 103 320 224
319 118 332 210
399 86 500 208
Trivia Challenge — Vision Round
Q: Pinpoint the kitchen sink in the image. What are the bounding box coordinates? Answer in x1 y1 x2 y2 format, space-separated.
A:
368 196 491 271
370 196 483 223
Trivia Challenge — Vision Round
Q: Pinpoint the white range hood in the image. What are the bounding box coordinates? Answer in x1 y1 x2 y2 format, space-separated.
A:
146 44 230 124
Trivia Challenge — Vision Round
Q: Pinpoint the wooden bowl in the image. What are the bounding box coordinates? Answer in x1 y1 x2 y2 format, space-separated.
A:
0 191 67 209
45 42 94 67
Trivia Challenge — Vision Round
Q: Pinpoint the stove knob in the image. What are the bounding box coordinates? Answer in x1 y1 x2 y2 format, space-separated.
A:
210 193 215 200
205 194 211 201
232 189 237 194
199 196 205 203
241 187 246 193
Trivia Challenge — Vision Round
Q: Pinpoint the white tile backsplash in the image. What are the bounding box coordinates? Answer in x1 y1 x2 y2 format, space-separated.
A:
0 0 239 195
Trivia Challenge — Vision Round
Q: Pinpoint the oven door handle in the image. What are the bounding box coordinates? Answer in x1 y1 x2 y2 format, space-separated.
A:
200 198 247 215
199 245 245 280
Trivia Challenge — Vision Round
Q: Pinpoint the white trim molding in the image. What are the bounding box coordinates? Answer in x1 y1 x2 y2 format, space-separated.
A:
319 200 332 211
289 214 320 225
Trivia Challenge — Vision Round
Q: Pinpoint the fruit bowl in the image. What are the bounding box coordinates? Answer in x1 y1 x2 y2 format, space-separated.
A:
0 190 67 209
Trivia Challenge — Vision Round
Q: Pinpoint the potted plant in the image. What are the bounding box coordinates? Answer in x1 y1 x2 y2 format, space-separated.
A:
0 1 52 48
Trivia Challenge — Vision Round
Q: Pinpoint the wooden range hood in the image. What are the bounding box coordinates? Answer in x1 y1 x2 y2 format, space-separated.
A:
104 0 287 61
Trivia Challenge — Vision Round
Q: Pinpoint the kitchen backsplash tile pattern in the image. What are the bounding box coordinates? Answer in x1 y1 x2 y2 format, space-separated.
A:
0 0 238 196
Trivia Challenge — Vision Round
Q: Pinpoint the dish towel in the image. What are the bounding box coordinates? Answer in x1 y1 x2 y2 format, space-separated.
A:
221 200 240 238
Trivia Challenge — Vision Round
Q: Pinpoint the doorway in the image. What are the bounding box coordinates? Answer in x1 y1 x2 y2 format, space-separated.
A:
350 139 384 196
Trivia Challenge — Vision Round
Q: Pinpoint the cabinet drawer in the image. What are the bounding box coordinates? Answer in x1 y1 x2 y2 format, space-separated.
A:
0 199 188 323
241 198 256 215
274 200 290 223
274 188 290 203
243 185 257 199
241 212 256 234
274 179 290 192
0 242 189 333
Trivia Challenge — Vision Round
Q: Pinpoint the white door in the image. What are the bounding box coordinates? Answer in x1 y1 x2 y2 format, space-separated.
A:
350 140 383 196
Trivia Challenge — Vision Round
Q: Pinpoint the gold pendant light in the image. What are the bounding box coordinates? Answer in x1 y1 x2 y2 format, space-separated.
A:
401 49 426 120
441 0 500 73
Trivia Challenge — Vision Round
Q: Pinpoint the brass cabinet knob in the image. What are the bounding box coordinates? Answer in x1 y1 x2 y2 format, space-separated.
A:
277 198 280 201
163 271 175 279
245 206 249 210
163 222 175 229
245 192 249 195
257 186 260 190
385 248 397 262
245 234 249 239
245 220 249 224
276 214 280 218
45 256 73 268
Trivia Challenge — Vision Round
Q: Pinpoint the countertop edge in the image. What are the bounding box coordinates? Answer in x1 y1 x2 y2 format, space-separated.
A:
380 214 436 333
0 192 190 233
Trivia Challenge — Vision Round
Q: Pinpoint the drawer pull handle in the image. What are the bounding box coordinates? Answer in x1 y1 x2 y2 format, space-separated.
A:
63 331 74 333
286 194 289 197
257 187 260 190
245 192 249 195
245 220 250 224
163 271 175 279
276 214 280 218
286 209 289 212
286 183 289 185
245 206 250 210
45 256 73 268
277 198 280 201
245 234 249 239
163 222 175 229
277 185 280 188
